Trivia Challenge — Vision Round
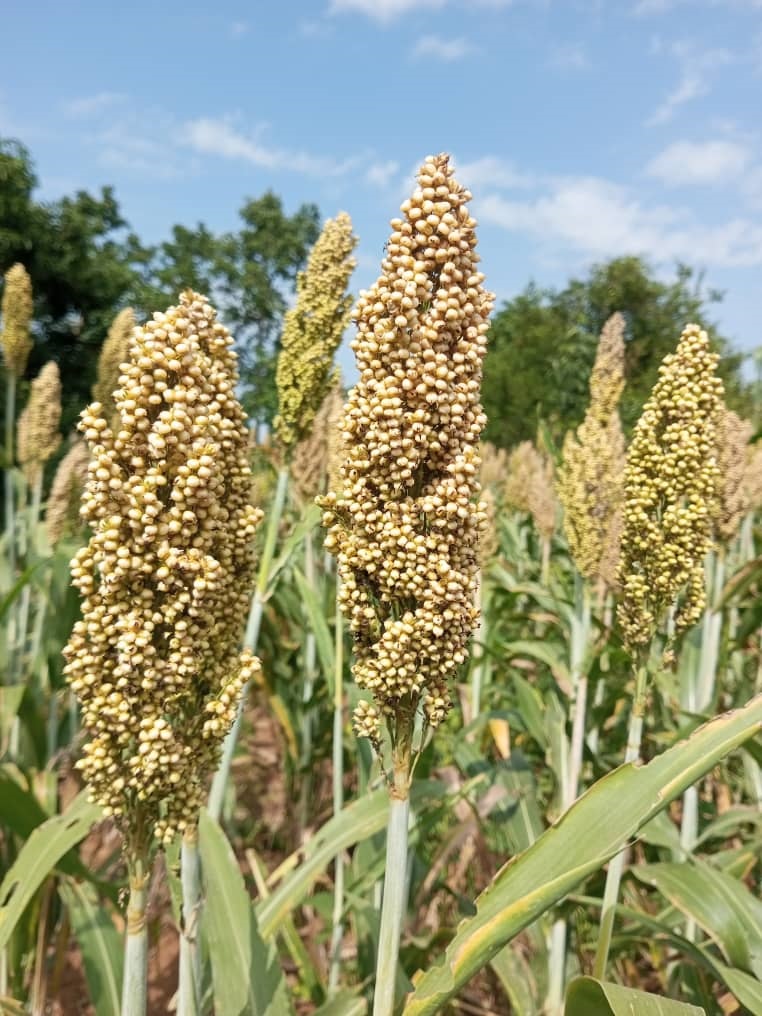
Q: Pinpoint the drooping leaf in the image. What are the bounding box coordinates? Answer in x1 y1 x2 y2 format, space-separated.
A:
633 860 762 977
402 695 762 1015
198 809 293 1016
59 880 123 1016
0 790 101 951
565 977 705 1015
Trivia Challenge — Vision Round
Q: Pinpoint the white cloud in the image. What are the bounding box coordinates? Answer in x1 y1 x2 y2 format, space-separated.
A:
548 42 590 71
183 116 362 176
229 20 249 38
329 0 445 22
365 160 400 187
634 0 762 12
329 0 514 20
63 92 126 118
453 155 533 190
647 41 732 125
646 139 751 184
478 175 762 267
413 35 476 60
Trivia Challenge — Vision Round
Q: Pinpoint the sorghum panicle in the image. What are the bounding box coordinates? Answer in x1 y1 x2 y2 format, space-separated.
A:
743 441 762 513
63 291 262 846
93 308 135 413
617 324 723 651
557 313 626 588
715 408 753 544
1 263 34 378
274 212 357 454
291 381 344 504
46 438 90 545
479 441 508 491
319 154 493 749
17 361 62 483
504 440 556 541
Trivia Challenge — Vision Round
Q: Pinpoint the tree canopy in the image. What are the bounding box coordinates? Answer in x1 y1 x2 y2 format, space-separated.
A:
482 257 750 449
0 137 320 433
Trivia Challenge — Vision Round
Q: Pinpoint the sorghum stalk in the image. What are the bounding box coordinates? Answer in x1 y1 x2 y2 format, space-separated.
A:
63 291 262 1009
122 851 150 1016
328 578 345 993
319 154 493 1015
593 323 723 978
178 828 202 1016
15 361 62 680
298 530 319 825
1 263 34 584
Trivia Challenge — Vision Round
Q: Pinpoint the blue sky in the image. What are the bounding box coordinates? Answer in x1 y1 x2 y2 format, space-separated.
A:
2 0 762 380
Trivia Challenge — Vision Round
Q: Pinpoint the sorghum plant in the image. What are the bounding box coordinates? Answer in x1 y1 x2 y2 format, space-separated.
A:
504 439 556 581
1 263 34 576
548 313 627 1012
594 322 723 978
319 153 493 1015
92 307 135 414
63 290 262 1016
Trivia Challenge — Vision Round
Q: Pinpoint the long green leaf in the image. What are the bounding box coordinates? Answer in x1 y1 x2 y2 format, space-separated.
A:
565 977 705 1015
198 809 293 1016
312 989 367 1016
257 780 444 941
294 567 335 695
0 790 101 951
633 860 762 977
59 880 123 1016
403 695 762 1015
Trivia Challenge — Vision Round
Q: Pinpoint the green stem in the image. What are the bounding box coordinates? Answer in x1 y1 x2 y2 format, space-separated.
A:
373 766 411 1016
16 470 43 680
328 580 345 993
470 572 487 721
121 856 150 1016
208 466 289 822
540 534 551 586
593 660 648 980
4 372 16 584
547 579 592 1015
178 828 202 1016
298 531 318 825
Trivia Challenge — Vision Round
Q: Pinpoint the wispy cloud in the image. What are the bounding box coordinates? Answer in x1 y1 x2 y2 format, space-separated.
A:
329 0 514 21
453 155 533 190
647 41 732 125
183 116 363 177
63 92 126 118
412 34 476 60
478 175 762 267
365 160 400 187
634 0 762 13
229 20 249 39
646 139 751 184
330 0 445 22
548 42 590 71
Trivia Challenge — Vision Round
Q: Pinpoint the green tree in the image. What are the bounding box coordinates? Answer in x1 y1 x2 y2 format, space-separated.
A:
483 257 749 449
1 137 321 434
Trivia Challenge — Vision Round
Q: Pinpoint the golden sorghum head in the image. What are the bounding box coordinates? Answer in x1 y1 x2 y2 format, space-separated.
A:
93 308 135 413
319 154 493 756
480 441 508 491
63 291 263 848
16 361 62 483
617 324 723 652
45 438 90 545
504 441 556 540
743 441 762 513
589 312 626 422
1 263 33 378
715 408 753 544
274 212 357 454
557 314 627 587
291 381 344 504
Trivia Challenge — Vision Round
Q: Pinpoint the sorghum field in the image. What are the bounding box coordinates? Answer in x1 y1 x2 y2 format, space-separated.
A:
2 149 762 1016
